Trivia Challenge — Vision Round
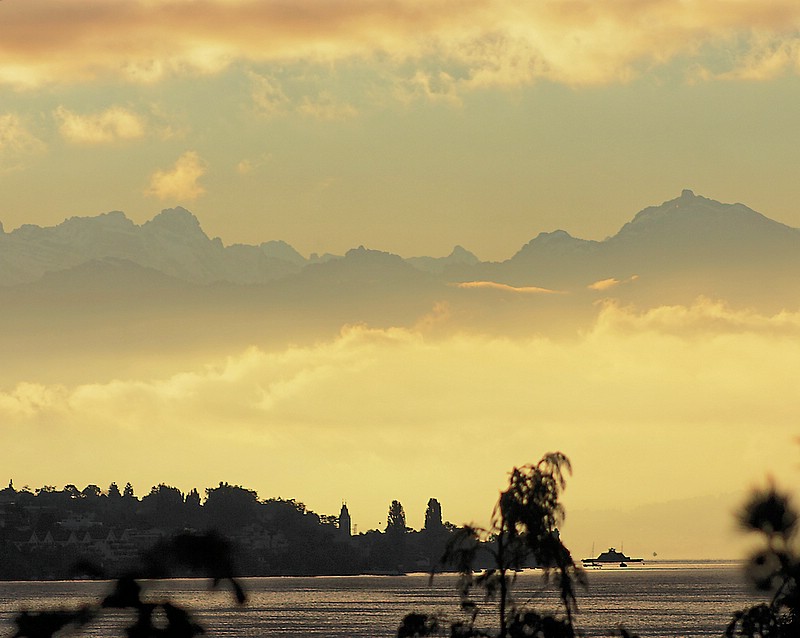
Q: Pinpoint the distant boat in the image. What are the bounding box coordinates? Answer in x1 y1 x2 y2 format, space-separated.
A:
581 547 643 566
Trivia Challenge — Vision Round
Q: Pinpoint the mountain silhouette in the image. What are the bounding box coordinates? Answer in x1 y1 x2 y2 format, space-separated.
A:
3 190 800 387
0 207 305 286
3 190 800 360
3 191 799 297
439 190 800 309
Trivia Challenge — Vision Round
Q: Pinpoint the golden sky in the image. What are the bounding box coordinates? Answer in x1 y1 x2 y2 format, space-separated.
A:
3 299 800 558
3 0 800 558
2 0 800 259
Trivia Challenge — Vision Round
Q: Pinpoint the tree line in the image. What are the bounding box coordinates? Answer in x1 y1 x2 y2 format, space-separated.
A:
0 480 454 580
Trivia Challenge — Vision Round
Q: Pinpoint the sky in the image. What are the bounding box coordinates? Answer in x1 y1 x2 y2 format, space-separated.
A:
3 0 800 260
3 0 800 559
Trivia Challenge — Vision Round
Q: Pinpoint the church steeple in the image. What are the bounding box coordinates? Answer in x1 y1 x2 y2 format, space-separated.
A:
338 502 351 538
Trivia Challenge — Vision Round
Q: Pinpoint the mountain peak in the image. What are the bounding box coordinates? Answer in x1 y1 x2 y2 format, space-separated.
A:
533 229 575 242
405 244 479 274
64 210 135 230
145 207 205 236
448 245 479 263
611 190 797 250
259 240 306 265
516 229 587 253
624 191 721 229
344 245 403 262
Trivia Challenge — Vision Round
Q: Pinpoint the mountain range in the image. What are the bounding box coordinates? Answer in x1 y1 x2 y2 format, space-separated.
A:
2 189 799 386
2 189 799 298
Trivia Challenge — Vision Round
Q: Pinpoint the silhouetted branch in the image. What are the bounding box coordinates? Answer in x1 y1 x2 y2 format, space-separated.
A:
401 452 584 638
11 531 246 638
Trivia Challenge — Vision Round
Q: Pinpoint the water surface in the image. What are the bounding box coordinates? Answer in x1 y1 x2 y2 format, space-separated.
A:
0 562 757 637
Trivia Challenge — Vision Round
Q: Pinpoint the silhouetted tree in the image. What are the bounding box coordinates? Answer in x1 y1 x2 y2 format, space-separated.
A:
122 482 135 499
185 488 201 508
183 487 202 529
726 486 800 637
204 482 259 533
399 452 584 638
81 484 102 501
387 500 407 534
380 499 409 571
424 498 444 531
140 484 185 530
107 482 122 500
419 498 450 570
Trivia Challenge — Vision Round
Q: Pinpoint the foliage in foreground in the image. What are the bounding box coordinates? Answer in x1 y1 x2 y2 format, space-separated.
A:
397 452 586 638
397 457 800 638
10 531 246 638
726 487 800 638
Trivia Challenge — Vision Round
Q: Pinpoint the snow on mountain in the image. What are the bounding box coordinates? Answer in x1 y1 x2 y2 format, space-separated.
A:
0 208 307 286
3 192 800 306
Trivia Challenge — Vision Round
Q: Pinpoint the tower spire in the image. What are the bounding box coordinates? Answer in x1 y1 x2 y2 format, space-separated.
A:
338 502 351 538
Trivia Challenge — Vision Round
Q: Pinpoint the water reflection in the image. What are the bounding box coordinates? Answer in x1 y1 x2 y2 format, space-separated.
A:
0 563 754 638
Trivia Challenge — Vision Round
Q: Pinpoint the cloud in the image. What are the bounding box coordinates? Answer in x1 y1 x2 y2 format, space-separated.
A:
249 71 291 117
0 382 68 419
2 299 800 557
712 35 800 81
7 299 796 434
593 297 800 337
588 275 638 291
249 72 357 119
236 159 254 175
236 153 272 175
397 71 463 106
145 151 207 201
54 106 146 144
0 113 46 170
3 1 800 90
589 278 620 291
456 280 561 294
296 92 358 120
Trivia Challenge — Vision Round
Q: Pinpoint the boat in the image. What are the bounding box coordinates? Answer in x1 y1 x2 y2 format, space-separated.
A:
581 547 643 566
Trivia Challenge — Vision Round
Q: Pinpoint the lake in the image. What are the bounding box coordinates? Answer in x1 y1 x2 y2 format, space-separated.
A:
0 562 757 637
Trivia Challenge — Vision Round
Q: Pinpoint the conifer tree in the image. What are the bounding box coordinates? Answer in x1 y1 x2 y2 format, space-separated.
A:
107 482 122 500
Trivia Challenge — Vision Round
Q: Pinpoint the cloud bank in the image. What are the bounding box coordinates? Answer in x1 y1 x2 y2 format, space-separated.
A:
2 1 800 89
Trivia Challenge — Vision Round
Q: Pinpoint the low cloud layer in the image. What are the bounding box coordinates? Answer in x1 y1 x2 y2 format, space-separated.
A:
2 1 800 90
0 299 797 557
